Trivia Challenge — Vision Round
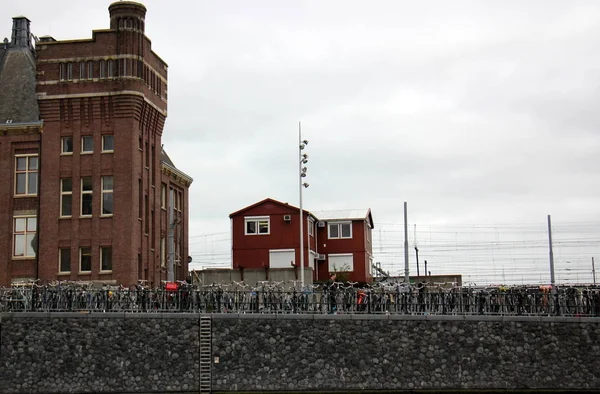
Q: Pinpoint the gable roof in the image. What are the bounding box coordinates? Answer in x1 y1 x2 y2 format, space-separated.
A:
229 198 315 219
310 209 374 229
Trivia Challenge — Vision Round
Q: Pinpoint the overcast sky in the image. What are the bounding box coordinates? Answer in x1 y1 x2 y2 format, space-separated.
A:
4 1 600 284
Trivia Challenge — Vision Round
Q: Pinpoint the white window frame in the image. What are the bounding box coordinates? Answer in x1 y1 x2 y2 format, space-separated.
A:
328 221 352 239
268 249 295 269
66 62 73 81
13 216 37 258
245 216 270 235
81 136 93 154
59 63 65 81
160 237 166 267
79 62 86 80
87 61 93 80
101 176 113 217
81 176 93 217
308 218 314 237
100 246 112 273
60 178 72 218
59 248 71 274
100 60 106 79
79 247 92 274
160 183 167 210
101 135 114 153
61 136 73 155
368 256 373 276
14 154 38 196
328 253 354 272
366 222 372 243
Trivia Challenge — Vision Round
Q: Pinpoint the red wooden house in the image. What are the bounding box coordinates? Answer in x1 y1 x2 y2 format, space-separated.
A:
229 198 375 283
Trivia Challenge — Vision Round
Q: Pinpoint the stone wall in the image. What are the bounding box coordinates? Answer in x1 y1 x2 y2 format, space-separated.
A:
211 315 600 392
1 313 600 393
0 313 200 393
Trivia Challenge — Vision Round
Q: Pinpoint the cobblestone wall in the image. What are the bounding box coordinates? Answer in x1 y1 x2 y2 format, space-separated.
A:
211 315 600 392
1 313 600 393
0 313 200 393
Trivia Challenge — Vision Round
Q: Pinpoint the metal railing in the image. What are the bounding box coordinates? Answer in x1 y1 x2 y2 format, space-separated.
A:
2 283 600 316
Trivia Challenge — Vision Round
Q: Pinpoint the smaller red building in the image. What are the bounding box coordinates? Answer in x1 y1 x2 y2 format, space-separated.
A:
229 198 374 283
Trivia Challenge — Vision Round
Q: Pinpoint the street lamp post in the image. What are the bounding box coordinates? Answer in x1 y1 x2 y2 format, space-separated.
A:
299 122 309 288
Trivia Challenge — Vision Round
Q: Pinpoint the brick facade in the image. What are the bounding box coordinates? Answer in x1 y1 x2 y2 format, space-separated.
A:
0 2 192 287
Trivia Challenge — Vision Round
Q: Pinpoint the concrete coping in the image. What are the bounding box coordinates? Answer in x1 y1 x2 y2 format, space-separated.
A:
1 312 599 323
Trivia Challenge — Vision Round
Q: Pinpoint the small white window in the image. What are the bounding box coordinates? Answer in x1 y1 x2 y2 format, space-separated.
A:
308 219 314 237
102 135 114 153
100 246 112 272
245 216 270 235
81 136 93 154
59 248 71 273
60 178 72 217
80 247 92 273
328 253 354 272
61 136 73 155
101 176 113 216
13 216 37 258
328 222 352 239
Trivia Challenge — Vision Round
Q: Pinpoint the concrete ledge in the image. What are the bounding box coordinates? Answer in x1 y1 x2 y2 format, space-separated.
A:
237 313 276 320
276 313 314 320
313 313 352 320
351 313 389 320
426 314 466 321
210 313 241 320
502 315 542 322
389 314 428 321
159 312 198 319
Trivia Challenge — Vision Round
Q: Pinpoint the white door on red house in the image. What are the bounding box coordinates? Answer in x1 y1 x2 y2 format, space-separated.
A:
269 249 295 269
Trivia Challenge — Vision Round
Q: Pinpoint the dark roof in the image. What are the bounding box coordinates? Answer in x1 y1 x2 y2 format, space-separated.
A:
160 147 176 167
0 44 39 123
229 198 315 219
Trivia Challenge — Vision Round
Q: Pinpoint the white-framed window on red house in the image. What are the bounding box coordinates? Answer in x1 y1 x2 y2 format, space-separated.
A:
245 216 270 235
328 222 352 239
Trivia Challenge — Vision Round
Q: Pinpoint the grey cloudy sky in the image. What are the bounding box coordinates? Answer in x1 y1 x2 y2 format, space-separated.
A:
4 1 600 284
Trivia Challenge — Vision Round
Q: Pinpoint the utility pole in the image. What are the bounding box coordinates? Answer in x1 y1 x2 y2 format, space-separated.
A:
167 188 175 282
593 257 596 285
404 202 409 283
547 215 555 287
414 224 420 276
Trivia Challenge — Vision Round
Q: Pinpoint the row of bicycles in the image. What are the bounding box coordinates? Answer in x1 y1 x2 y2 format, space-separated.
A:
1 280 600 316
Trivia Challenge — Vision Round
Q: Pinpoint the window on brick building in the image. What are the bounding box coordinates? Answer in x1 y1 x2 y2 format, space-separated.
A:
81 177 93 217
101 176 113 216
59 248 71 273
59 63 65 81
81 136 93 154
102 135 114 152
108 60 115 78
87 61 93 80
100 60 106 79
80 247 92 273
161 183 166 209
160 236 166 267
66 62 73 80
61 136 73 154
60 178 72 217
13 216 37 258
100 246 112 272
79 62 86 80
15 155 38 196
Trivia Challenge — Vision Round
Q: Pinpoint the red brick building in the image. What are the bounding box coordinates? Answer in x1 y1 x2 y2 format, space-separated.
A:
0 2 192 287
230 198 374 283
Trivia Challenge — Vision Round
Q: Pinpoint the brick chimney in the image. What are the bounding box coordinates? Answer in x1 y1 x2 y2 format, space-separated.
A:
109 1 147 33
11 16 31 49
